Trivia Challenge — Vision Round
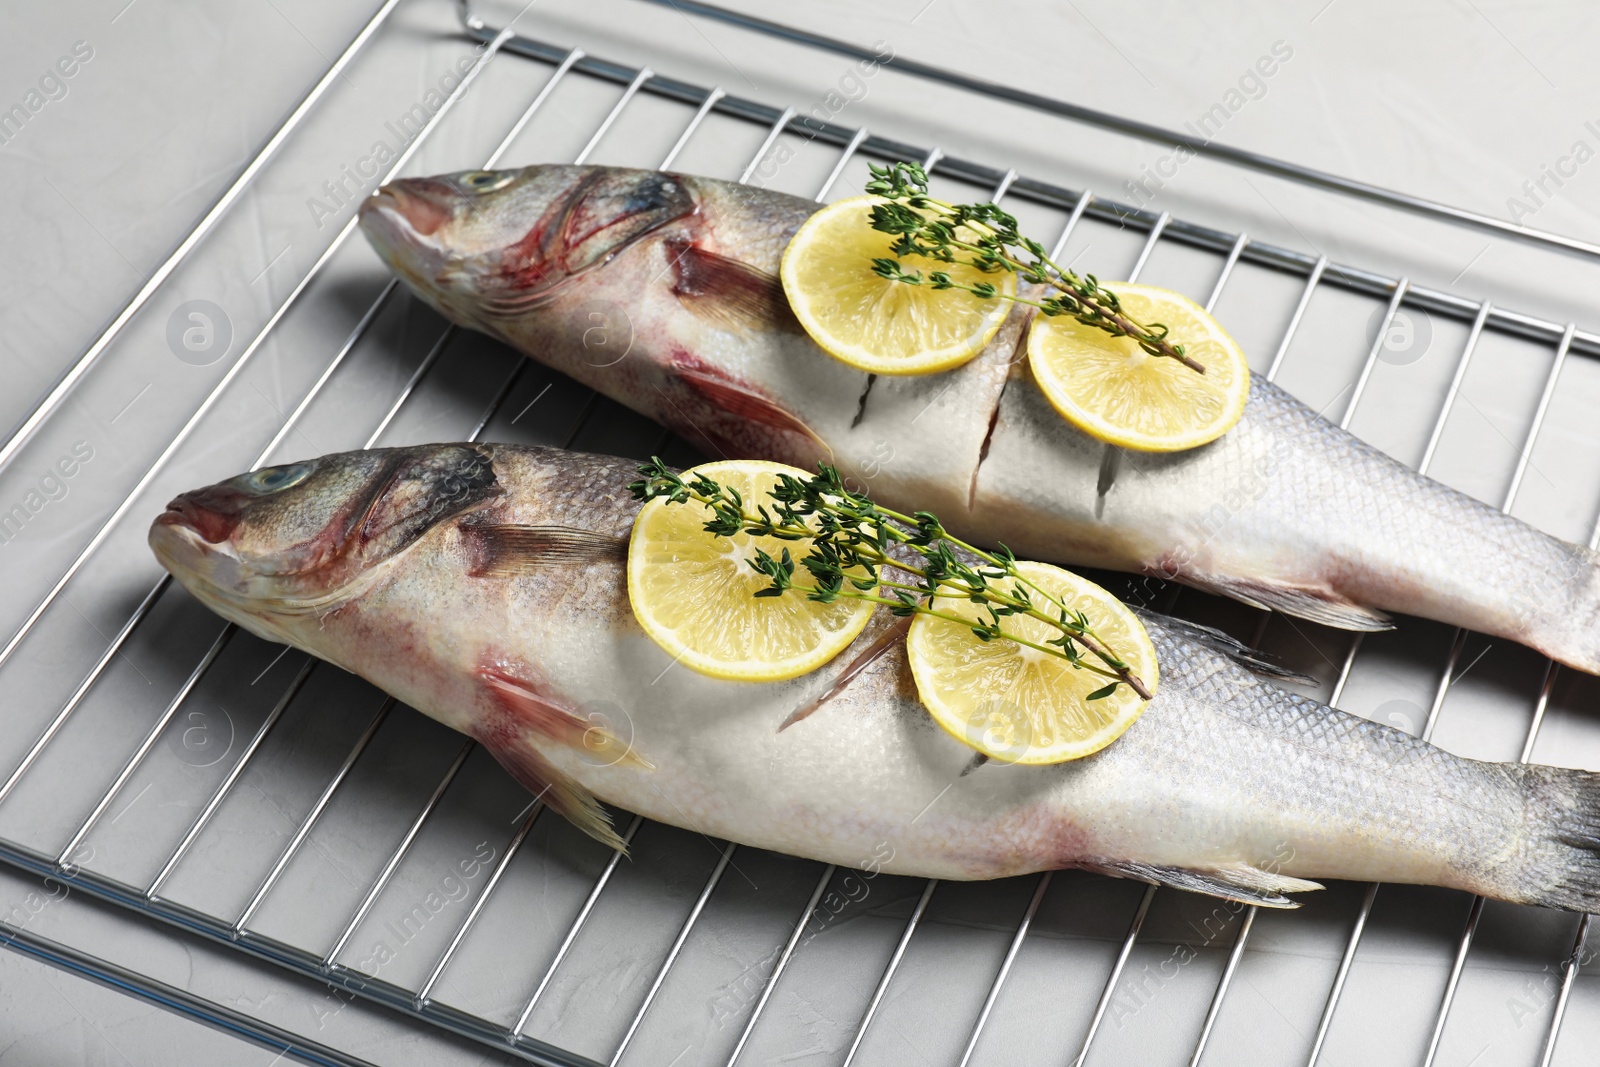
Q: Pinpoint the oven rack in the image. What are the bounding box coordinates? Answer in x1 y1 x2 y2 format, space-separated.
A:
0 2 1597 1064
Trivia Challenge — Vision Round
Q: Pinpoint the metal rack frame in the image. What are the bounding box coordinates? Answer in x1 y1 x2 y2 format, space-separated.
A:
2 1 1599 1063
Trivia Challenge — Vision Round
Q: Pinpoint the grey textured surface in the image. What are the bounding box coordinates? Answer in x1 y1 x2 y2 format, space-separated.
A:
3 0 1600 1064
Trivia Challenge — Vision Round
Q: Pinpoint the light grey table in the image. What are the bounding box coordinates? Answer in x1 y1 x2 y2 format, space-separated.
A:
4 1 1600 1064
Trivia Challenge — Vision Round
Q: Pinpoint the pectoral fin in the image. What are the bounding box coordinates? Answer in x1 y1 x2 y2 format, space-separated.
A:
461 523 626 577
667 238 800 335
1081 859 1323 909
1180 573 1393 633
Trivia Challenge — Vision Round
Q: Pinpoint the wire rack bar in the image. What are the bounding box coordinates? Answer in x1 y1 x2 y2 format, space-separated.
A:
1423 894 1487 1066
1419 302 1493 473
1342 279 1410 423
322 739 477 967
414 801 545 1009
990 167 1020 203
145 655 319 900
513 815 645 1039
659 86 725 170
1071 882 1155 1067
0 918 383 1067
1541 914 1590 1067
840 877 938 1067
54 626 235 865
724 864 835 1066
814 126 867 201
957 871 1052 1067
1210 232 1252 307
738 107 796 184
619 0 1600 263
1072 229 1323 1067
578 67 655 166
0 23 518 729
234 701 396 933
459 9 1600 363
0 831 596 1067
0 0 406 480
8 40 587 907
1265 256 1328 380
610 841 737 1065
1127 212 1171 280
1305 322 1582 1065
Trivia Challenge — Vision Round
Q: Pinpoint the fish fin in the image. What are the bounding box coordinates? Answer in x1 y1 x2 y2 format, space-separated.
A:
959 751 990 776
461 522 626 577
1135 610 1317 685
1179 574 1393 633
1080 859 1323 909
779 617 912 731
671 359 834 462
1498 764 1600 912
666 237 801 335
477 666 648 852
479 733 627 853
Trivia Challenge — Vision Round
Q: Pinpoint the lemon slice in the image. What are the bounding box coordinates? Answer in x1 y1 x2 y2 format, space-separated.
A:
1027 283 1250 452
906 561 1156 764
780 195 1017 375
628 459 877 681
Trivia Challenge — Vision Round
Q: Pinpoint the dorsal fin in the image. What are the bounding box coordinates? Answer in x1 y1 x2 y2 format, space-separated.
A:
779 617 911 731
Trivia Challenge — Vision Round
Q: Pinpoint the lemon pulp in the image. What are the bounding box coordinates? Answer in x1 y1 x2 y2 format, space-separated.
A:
628 459 876 681
1027 282 1250 452
780 195 1016 376
906 560 1157 764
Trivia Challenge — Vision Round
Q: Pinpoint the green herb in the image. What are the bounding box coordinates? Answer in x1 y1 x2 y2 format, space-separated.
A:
629 459 1153 701
863 161 1205 375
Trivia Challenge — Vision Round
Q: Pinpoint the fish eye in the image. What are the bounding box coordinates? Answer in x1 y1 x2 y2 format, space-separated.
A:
456 170 514 193
243 462 314 495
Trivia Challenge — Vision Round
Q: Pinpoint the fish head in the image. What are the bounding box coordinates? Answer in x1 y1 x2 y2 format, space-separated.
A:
149 445 500 645
358 165 696 328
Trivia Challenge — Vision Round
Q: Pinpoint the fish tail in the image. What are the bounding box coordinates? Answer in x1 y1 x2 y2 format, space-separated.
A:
1493 764 1600 912
1538 544 1600 675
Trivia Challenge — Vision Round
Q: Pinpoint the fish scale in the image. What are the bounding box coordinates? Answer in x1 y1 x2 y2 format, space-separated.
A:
358 164 1600 676
149 442 1600 912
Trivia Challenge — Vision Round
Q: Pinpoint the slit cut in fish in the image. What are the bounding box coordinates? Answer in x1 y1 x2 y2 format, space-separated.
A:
357 164 1600 677
151 443 1600 911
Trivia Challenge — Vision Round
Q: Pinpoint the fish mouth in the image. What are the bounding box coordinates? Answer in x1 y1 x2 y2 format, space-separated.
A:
157 485 244 545
360 178 456 241
150 498 243 581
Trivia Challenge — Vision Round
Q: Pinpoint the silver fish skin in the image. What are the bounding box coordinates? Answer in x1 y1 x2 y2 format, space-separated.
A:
356 165 1600 676
150 443 1600 911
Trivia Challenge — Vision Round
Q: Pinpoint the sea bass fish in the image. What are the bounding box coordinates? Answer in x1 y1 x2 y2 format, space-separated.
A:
150 443 1600 910
357 165 1600 676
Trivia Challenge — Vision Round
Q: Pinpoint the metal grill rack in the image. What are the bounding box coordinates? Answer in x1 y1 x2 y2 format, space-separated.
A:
5 1 1600 1063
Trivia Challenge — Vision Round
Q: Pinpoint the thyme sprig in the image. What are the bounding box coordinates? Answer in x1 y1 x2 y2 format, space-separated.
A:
863 161 1204 375
629 459 1152 701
